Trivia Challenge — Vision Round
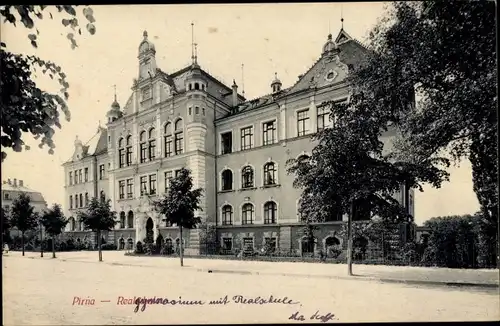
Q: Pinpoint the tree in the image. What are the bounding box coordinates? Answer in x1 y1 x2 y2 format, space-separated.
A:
77 197 116 262
286 97 447 275
41 203 68 258
153 168 203 267
9 192 38 256
0 5 96 162
348 1 497 266
2 206 12 244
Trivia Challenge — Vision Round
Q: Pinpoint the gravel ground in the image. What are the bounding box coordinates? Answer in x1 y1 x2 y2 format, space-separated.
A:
3 251 499 325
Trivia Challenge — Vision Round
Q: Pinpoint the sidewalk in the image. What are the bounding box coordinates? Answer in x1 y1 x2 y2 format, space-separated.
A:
8 251 499 288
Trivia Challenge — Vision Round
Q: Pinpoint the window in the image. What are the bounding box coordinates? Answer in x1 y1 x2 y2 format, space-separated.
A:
262 120 276 146
74 170 78 184
297 109 310 136
148 128 156 161
85 192 89 206
149 174 157 195
164 171 172 193
127 211 134 228
222 237 233 253
195 106 199 115
188 107 192 115
74 195 78 208
175 169 182 177
140 176 148 196
69 195 73 209
164 123 173 158
119 212 125 229
140 131 147 163
99 164 105 180
100 191 105 203
264 237 277 252
221 132 232 154
240 126 253 150
317 106 330 131
174 119 184 155
202 108 205 116
69 172 73 185
79 193 83 207
126 136 133 166
195 83 200 90
78 170 82 183
264 201 277 224
126 179 133 198
221 170 233 191
221 205 233 225
241 166 254 188
243 237 254 251
242 203 254 225
263 162 277 186
84 168 89 182
118 138 125 168
119 180 125 199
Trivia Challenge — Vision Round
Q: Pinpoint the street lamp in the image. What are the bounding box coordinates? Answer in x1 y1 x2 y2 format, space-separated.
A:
39 218 44 258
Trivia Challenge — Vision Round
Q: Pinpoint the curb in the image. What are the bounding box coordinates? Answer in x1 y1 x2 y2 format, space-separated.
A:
199 268 500 289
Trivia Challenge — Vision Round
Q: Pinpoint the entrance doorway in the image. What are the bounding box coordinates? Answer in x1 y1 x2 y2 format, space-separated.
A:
145 218 154 243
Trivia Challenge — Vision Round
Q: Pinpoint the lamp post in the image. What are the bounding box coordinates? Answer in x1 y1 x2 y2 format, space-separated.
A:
39 219 44 258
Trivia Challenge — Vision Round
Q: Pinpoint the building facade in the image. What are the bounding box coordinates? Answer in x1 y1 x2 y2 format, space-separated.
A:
62 27 415 255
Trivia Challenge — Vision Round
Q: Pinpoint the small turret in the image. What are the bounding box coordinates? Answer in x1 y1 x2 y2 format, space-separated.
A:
106 87 122 123
271 72 282 93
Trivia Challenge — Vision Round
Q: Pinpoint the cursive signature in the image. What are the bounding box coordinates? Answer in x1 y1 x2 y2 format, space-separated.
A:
289 310 336 323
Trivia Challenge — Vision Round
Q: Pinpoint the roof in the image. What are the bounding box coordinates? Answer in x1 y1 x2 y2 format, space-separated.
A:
222 29 369 119
65 127 107 163
1 183 47 203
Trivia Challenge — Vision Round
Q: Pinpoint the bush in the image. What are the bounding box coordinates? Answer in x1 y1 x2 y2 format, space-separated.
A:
101 243 117 251
134 241 143 254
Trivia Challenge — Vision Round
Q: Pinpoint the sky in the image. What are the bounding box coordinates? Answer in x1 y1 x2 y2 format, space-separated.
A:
2 3 480 225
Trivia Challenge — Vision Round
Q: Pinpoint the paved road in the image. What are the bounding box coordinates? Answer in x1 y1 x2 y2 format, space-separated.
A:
3 251 499 325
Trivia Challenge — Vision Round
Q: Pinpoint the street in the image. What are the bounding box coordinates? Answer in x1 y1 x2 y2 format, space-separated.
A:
3 251 499 325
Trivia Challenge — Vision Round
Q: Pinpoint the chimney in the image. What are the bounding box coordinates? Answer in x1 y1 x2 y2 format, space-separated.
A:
231 79 238 107
13 178 17 187
19 180 24 187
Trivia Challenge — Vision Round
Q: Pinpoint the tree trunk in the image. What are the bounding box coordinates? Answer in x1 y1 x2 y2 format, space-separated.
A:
179 225 184 267
97 230 102 262
40 223 44 258
52 235 56 258
21 231 25 256
347 201 354 276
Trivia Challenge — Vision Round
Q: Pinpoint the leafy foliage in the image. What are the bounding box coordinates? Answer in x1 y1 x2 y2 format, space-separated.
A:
40 203 67 237
1 206 12 243
153 168 204 229
287 96 447 225
0 5 96 161
9 192 38 233
350 1 497 264
76 197 116 232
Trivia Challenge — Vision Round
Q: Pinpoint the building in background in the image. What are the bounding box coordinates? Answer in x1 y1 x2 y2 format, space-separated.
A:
62 26 415 254
2 178 48 238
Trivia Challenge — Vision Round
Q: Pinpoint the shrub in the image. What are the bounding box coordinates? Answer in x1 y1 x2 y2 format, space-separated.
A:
134 241 143 254
101 243 117 251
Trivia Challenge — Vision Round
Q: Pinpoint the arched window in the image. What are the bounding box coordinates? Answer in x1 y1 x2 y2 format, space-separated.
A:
127 211 134 228
174 119 184 155
126 135 132 166
195 83 200 90
241 203 254 225
85 192 89 206
241 166 254 188
119 212 125 229
264 201 277 224
148 127 156 161
164 123 172 157
221 169 233 191
139 131 147 163
118 138 125 168
221 205 233 225
263 162 277 186
69 217 75 231
79 193 83 207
